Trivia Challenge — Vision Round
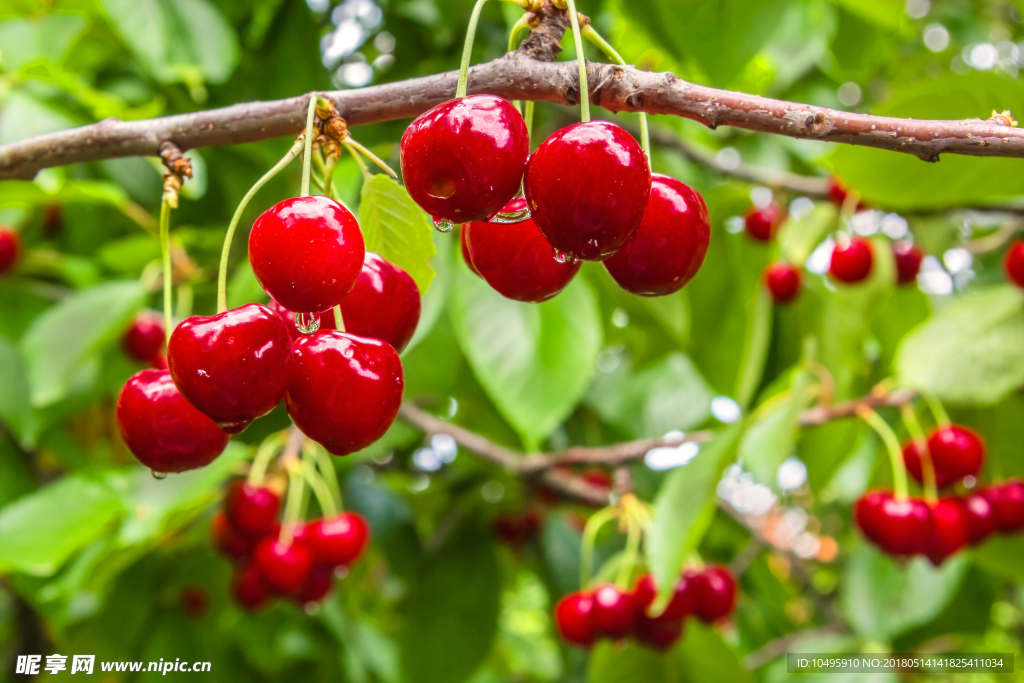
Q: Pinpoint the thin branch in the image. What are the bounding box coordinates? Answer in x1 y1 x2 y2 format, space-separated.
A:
743 627 843 670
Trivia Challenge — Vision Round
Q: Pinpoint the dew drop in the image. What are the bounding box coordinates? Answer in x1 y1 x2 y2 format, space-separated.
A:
433 216 455 233
553 249 580 265
151 470 168 480
296 311 321 334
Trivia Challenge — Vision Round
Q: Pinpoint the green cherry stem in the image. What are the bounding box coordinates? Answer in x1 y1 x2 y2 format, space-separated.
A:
456 0 489 99
159 198 173 344
299 95 318 198
346 138 398 178
301 446 338 517
248 431 287 486
215 136 303 313
524 100 534 142
279 464 306 546
309 441 344 512
579 507 617 590
564 1 590 122
920 389 951 428
581 25 648 156
901 403 937 504
345 141 374 182
508 12 533 113
858 406 909 502
615 515 641 589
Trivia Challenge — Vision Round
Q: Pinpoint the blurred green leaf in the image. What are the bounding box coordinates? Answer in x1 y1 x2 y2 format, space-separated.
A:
0 90 79 144
677 621 753 682
735 286 773 408
0 334 34 446
588 640 672 683
404 225 452 355
0 12 89 70
740 366 813 487
359 174 437 295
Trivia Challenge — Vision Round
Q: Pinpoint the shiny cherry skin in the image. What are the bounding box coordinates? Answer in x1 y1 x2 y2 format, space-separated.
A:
892 241 924 285
554 591 596 647
232 563 271 611
1005 240 1024 288
268 299 336 342
829 237 873 283
854 490 930 555
212 512 256 559
226 480 281 538
293 564 334 604
168 304 291 434
525 121 651 261
401 95 529 224
603 175 710 296
635 614 684 651
465 207 580 303
339 253 421 353
960 493 998 545
286 331 404 456
765 262 802 304
460 226 481 277
116 369 229 473
744 202 784 242
689 566 737 623
302 512 369 567
123 312 165 364
253 538 313 593
982 479 1024 533
249 195 365 313
591 584 637 638
0 227 20 275
902 425 985 488
925 498 968 566
633 572 695 620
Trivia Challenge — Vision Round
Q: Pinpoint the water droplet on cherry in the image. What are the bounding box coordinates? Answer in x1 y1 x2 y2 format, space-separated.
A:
433 217 455 233
553 249 579 265
151 470 168 480
296 312 321 334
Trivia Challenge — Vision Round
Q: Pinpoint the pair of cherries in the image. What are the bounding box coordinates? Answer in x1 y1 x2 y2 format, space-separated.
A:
0 226 20 275
213 480 369 611
401 95 710 302
555 566 737 651
902 424 984 488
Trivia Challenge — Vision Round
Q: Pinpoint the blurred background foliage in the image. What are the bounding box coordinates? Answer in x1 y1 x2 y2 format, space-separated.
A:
1 0 1024 680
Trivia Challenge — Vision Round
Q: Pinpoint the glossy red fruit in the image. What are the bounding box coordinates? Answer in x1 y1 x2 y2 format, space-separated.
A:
232 564 271 611
465 207 580 303
632 573 695 621
1005 240 1024 288
168 304 291 434
0 227 20 275
554 592 596 647
286 331 404 456
635 613 684 651
744 202 784 242
339 253 421 353
960 493 998 545
892 241 924 285
294 565 333 604
902 425 985 488
982 480 1024 533
226 481 281 538
591 584 637 638
401 95 529 224
603 174 710 296
829 237 873 283
249 195 365 313
123 312 165 364
854 491 930 555
690 566 737 623
525 121 651 261
254 538 313 593
827 177 850 206
460 226 481 277
302 513 369 567
212 512 255 559
116 369 229 473
765 262 802 304
925 498 968 566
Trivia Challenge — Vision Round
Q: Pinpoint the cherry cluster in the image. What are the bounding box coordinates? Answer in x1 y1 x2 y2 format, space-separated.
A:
855 425 1024 564
401 95 711 303
117 195 418 474
212 480 369 611
555 566 737 651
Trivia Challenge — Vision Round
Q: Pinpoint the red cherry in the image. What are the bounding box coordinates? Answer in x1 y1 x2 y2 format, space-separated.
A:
302 512 369 567
338 253 421 353
525 121 651 262
460 226 481 277
268 299 337 342
902 425 985 488
603 174 710 296
744 202 784 242
1005 240 1024 288
827 177 850 206
892 241 923 285
960 493 997 545
232 563 271 611
293 564 333 605
854 491 930 555
632 573 695 621
254 538 313 593
249 195 365 313
635 614 684 650
286 331 404 456
0 227 20 275
226 481 281 538
591 584 637 638
689 566 736 623
211 512 256 559
829 237 873 283
765 262 802 304
925 498 968 566
466 208 580 303
168 304 291 434
982 479 1024 533
116 369 228 473
554 591 597 647
401 95 529 224
123 312 165 364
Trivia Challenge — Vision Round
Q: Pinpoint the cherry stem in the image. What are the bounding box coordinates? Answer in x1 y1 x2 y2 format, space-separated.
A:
901 403 937 504
332 305 345 331
345 138 397 178
564 1 590 122
159 199 172 344
508 12 532 114
920 389 951 427
581 25 647 156
524 100 534 142
579 506 617 590
301 445 338 518
456 0 490 99
279 465 306 546
344 141 373 182
322 152 337 196
216 136 303 313
857 406 909 501
300 96 318 198
247 431 287 486
310 442 344 512
615 513 641 589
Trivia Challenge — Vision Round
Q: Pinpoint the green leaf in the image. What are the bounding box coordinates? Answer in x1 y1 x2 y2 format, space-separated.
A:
840 540 968 642
20 281 146 407
646 423 744 612
740 366 814 487
0 13 89 70
777 204 838 266
0 334 35 446
895 285 1024 406
450 262 602 450
0 475 121 576
973 535 1024 582
677 621 753 682
359 174 437 295
398 522 500 683
588 640 674 683
735 286 773 409
404 226 453 355
0 90 79 145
